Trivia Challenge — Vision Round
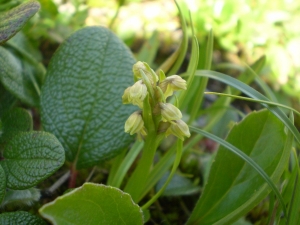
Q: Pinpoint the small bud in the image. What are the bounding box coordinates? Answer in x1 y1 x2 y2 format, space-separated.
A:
166 119 190 140
122 86 131 104
125 111 146 135
129 80 147 108
159 75 187 98
159 103 182 122
132 61 158 84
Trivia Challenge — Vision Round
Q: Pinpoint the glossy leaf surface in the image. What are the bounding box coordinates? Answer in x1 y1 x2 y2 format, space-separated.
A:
0 211 46 225
40 26 136 169
0 1 40 44
0 131 65 189
187 110 291 225
39 183 144 225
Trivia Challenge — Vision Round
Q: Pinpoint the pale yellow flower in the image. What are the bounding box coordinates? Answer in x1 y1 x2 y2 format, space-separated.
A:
166 119 190 140
159 103 182 122
159 75 187 98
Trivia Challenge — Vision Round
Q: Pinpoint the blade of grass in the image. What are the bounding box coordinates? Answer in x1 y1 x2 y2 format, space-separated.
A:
107 141 143 188
165 0 189 75
186 29 213 124
195 70 300 145
136 31 159 67
178 35 199 108
286 149 300 224
141 139 183 210
189 126 287 217
204 92 300 117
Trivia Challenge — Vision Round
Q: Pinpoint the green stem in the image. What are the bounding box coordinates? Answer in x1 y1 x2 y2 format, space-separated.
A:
123 133 159 202
141 139 183 210
108 141 143 188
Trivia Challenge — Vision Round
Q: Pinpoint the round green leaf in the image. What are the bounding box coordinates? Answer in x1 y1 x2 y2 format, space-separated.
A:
0 1 40 44
39 183 144 225
40 26 136 169
0 131 65 189
0 108 32 147
0 165 6 203
0 211 47 225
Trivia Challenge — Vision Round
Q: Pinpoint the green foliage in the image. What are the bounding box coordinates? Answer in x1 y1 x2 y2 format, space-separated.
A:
0 131 65 189
187 110 292 224
40 26 136 169
0 211 47 225
0 46 40 106
178 0 300 98
0 108 32 148
0 165 5 203
39 183 144 225
0 0 299 224
0 0 40 44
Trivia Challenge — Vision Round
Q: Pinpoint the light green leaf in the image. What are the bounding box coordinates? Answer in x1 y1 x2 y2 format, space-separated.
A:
0 1 40 44
0 108 33 147
40 26 136 169
0 211 47 225
39 183 144 225
0 46 39 106
0 165 6 203
0 131 65 189
187 109 291 225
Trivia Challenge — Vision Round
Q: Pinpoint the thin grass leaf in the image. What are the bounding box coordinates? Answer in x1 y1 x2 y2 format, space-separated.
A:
189 126 287 221
108 141 143 188
141 139 183 210
286 149 300 224
166 1 188 75
204 92 300 116
195 70 300 145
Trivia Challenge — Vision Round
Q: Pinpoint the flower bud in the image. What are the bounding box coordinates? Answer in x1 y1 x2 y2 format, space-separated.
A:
129 80 147 108
122 86 131 104
133 61 158 85
159 103 182 122
166 119 190 140
125 111 146 135
159 75 187 98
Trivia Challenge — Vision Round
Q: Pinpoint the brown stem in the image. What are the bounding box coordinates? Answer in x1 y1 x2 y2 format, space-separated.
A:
68 164 78 188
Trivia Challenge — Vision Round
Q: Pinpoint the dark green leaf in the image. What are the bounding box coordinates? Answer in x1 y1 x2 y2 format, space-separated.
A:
0 46 39 106
0 1 40 44
7 32 45 87
0 165 6 203
40 26 136 169
0 211 47 225
39 183 144 225
0 82 16 117
0 108 32 148
187 110 291 225
0 131 65 189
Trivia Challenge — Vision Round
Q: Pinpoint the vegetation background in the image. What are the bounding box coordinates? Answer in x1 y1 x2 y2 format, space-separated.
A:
0 0 300 224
